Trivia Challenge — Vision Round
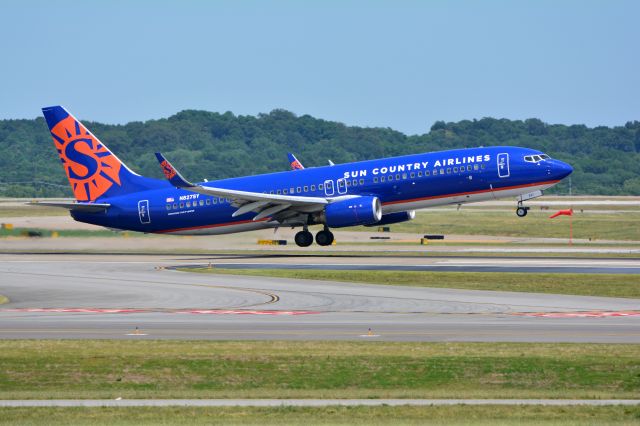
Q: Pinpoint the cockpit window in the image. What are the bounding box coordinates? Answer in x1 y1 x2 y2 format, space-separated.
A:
525 154 550 163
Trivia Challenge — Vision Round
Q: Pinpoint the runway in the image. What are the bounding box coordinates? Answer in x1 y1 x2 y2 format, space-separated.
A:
0 253 638 343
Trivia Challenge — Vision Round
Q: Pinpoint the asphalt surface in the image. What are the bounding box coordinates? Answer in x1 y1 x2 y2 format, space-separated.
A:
0 253 638 342
1 399 638 407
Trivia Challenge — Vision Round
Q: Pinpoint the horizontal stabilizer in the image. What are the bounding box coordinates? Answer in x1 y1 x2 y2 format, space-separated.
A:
27 201 110 213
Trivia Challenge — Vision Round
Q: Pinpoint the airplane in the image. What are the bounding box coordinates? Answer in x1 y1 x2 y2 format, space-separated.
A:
32 106 573 247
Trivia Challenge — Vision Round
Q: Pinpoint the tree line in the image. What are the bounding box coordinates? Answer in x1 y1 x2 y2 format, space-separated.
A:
0 109 639 197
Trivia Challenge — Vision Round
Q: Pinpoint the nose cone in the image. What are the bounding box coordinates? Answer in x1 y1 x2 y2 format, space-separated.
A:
553 160 573 180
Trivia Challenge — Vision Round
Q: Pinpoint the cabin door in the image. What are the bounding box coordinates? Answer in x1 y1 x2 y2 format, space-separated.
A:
324 179 334 196
138 200 151 224
336 178 348 195
497 153 510 178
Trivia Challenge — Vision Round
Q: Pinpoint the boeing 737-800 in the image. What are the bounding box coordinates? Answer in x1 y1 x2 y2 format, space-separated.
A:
33 106 573 247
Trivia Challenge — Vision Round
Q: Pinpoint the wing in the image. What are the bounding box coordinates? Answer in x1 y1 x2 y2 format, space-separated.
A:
28 201 110 213
155 153 330 223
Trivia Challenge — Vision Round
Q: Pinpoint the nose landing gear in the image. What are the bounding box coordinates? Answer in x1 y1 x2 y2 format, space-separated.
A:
516 202 530 217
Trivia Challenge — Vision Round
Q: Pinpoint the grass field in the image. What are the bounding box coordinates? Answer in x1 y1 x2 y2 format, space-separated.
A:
1 405 639 426
1 341 638 400
0 205 68 217
184 269 640 299
0 227 128 238
372 210 640 241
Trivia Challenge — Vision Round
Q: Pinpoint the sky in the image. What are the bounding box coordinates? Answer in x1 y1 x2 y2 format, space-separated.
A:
1 0 638 135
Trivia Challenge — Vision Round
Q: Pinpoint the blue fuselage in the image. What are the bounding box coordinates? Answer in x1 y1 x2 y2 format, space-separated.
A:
72 146 572 235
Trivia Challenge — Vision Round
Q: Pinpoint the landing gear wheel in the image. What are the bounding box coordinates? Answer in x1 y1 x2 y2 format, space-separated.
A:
315 229 335 246
516 207 528 217
294 230 314 247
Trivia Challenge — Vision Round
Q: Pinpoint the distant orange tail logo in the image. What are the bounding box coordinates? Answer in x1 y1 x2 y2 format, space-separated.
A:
160 160 177 179
50 116 121 201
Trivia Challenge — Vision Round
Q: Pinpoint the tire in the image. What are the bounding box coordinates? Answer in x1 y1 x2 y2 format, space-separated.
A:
516 207 528 217
294 230 314 247
315 230 334 246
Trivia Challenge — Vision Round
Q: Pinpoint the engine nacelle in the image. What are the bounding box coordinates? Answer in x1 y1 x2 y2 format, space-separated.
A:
365 210 416 227
323 196 382 228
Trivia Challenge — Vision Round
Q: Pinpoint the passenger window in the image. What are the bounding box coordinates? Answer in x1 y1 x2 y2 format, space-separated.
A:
311 185 316 191
277 190 281 195
420 171 425 177
388 175 393 181
206 199 210 205
359 179 364 185
396 174 400 180
467 165 472 171
402 173 407 179
318 184 323 190
346 180 351 187
410 172 415 178
199 200 204 206
290 187 295 193
473 164 479 170
269 190 274 195
173 203 177 209
440 169 445 175
446 168 451 174
453 167 458 173
166 204 171 210
381 176 386 182
481 164 486 169
179 202 184 208
283 189 288 194
297 187 301 193
186 201 191 207
374 177 379 183
304 186 309 192
352 180 357 186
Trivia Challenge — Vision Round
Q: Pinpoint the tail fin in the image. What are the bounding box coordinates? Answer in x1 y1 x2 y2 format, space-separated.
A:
42 106 163 201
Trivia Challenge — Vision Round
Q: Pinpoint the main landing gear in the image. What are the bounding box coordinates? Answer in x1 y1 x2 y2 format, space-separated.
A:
516 202 530 217
294 227 334 247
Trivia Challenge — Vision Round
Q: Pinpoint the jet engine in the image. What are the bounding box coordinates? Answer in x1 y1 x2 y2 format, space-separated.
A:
320 196 382 228
365 210 415 227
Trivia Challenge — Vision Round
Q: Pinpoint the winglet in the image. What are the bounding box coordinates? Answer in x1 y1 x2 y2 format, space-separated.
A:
287 153 304 170
154 153 195 188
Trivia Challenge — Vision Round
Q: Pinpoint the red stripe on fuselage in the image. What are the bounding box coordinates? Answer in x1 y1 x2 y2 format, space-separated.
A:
156 217 270 234
156 180 560 233
382 180 560 206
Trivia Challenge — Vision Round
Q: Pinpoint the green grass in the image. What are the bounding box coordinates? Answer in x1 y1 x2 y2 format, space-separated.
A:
0 341 639 400
0 227 134 238
184 269 640 299
369 210 640 241
1 405 639 426
0 206 68 217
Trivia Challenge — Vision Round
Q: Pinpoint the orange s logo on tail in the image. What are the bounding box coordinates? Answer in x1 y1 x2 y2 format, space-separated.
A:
49 116 121 201
160 160 177 179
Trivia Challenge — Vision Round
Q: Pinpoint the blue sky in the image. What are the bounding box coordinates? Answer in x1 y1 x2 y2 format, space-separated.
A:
1 0 638 134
